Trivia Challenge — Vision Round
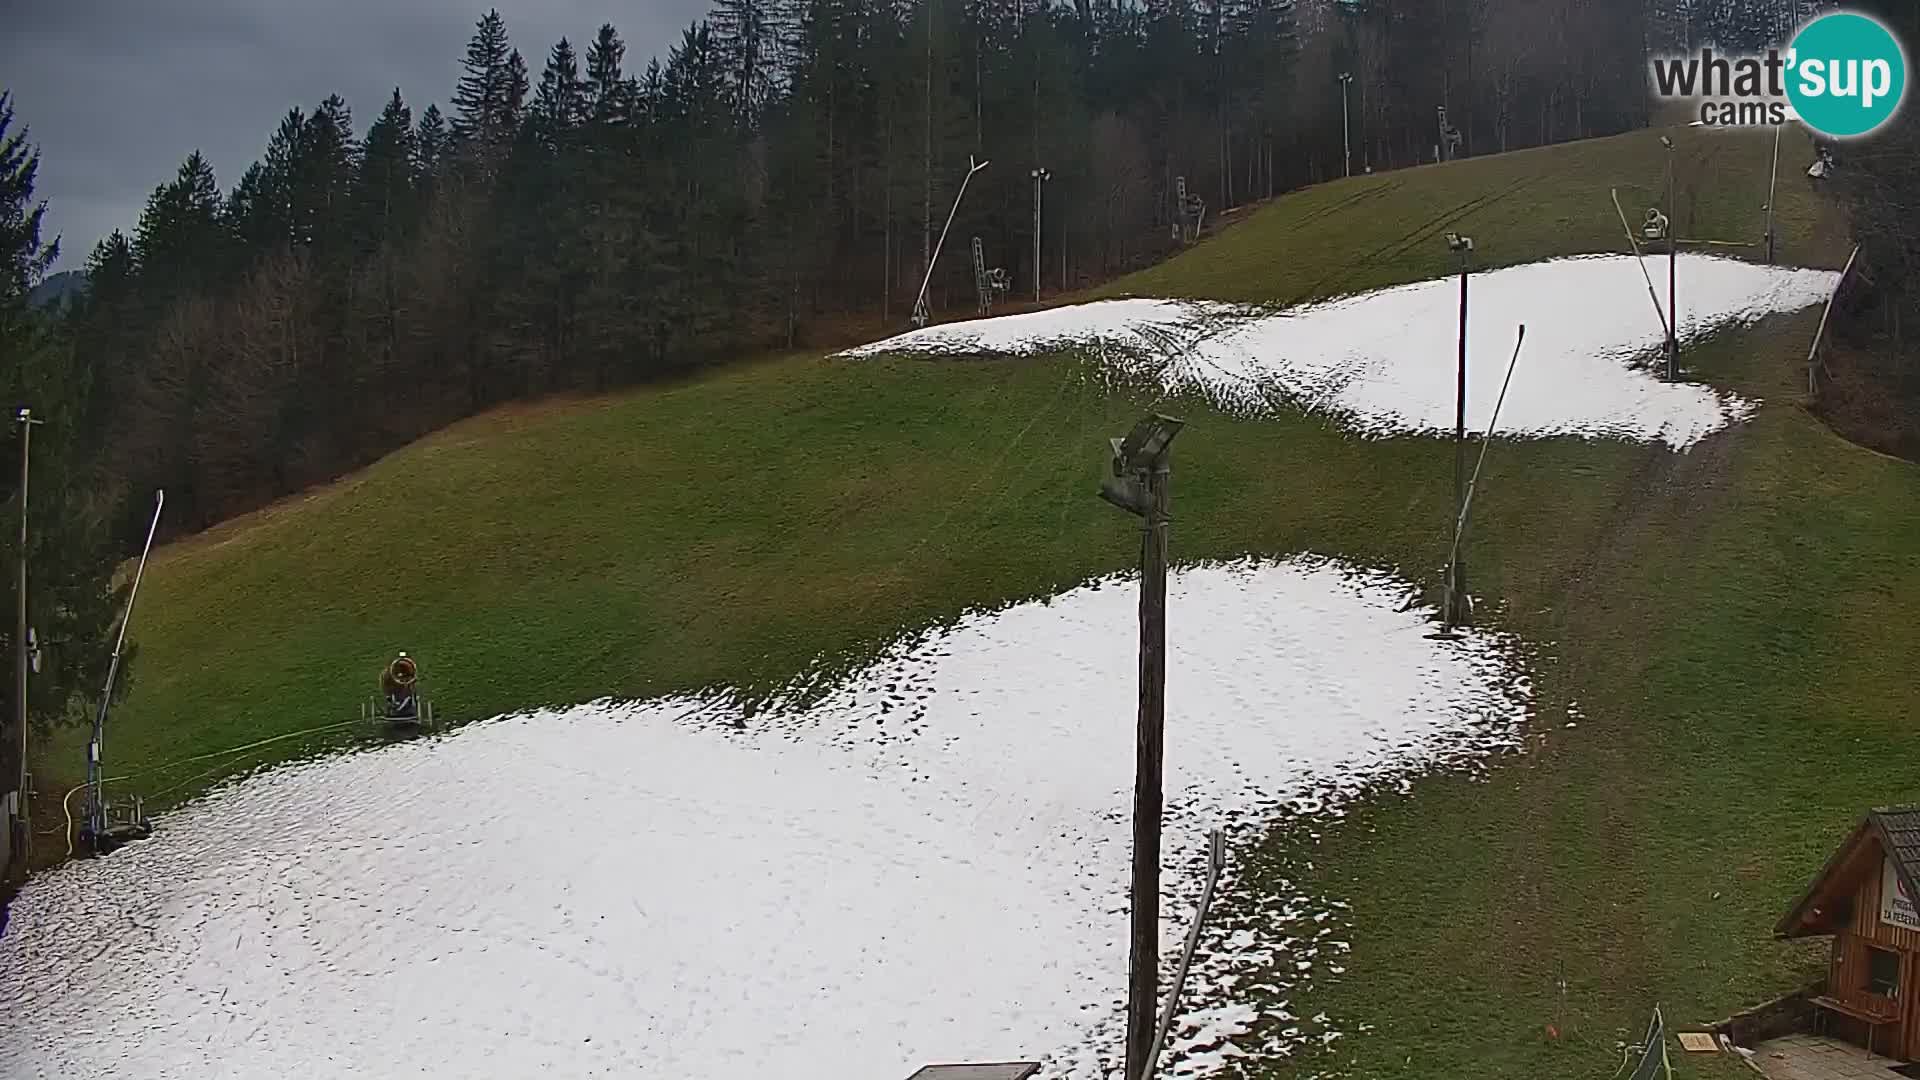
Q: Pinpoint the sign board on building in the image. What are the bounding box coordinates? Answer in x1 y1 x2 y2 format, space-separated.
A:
1881 856 1920 933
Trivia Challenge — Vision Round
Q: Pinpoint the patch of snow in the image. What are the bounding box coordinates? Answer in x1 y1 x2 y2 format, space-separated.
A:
840 254 1840 449
0 559 1530 1080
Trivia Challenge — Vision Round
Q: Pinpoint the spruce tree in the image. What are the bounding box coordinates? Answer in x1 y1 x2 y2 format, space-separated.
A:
586 24 630 124
533 38 589 145
453 9 514 145
414 104 448 182
133 151 224 290
711 0 791 129
505 50 531 127
0 93 57 302
357 88 417 250
293 95 357 251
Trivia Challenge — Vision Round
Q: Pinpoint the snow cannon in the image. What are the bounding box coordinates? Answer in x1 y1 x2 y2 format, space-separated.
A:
364 652 434 730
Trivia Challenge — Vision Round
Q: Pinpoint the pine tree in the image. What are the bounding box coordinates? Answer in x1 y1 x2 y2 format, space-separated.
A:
506 50 531 127
586 24 630 124
293 94 357 251
663 23 732 128
225 108 304 257
533 38 589 145
357 89 417 250
86 230 135 293
711 0 791 128
636 59 666 127
0 93 57 302
414 104 449 182
453 10 513 140
133 151 224 289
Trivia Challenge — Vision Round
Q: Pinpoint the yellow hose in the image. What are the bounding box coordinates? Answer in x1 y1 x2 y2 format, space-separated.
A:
61 776 128 860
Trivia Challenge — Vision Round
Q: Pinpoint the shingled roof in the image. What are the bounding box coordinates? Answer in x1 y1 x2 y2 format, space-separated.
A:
1776 807 1920 939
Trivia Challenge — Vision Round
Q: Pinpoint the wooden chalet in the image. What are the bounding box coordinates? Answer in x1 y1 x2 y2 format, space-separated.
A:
1776 807 1920 1060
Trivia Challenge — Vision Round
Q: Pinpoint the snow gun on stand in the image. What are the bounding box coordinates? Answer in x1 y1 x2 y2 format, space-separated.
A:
363 651 436 730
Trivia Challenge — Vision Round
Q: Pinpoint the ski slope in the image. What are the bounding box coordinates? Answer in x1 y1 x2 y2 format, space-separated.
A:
1 559 1530 1080
843 254 1840 449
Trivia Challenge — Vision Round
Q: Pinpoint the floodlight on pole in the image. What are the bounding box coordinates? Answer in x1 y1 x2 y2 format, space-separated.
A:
1031 167 1051 305
12 406 44 876
1337 73 1354 179
1443 234 1473 629
1098 412 1184 1080
1662 136 1679 382
912 156 991 329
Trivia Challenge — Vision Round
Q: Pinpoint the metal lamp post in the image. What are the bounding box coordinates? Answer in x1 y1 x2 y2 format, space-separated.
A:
1661 135 1678 382
10 407 42 875
1443 234 1474 629
1030 167 1051 305
1344 71 1359 177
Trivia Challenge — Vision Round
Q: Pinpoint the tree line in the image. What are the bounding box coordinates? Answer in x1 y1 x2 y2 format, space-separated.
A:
28 0 1820 546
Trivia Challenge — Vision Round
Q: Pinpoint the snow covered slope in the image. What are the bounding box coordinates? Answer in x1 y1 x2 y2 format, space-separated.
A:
1 559 1528 1080
842 254 1839 449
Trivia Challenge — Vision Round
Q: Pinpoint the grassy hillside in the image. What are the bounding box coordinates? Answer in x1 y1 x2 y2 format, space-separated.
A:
37 122 1898 1079
1101 124 1826 306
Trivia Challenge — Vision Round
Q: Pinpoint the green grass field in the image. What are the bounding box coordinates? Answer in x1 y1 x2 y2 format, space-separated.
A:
39 121 1906 1078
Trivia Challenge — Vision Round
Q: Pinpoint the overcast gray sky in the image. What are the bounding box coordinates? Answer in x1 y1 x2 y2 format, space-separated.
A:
3 0 709 271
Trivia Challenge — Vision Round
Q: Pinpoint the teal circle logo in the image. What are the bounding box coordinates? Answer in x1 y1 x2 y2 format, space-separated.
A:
1787 11 1908 138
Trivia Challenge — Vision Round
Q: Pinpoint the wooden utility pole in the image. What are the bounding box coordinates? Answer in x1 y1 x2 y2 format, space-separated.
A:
1129 454 1168 1080
1099 413 1185 1080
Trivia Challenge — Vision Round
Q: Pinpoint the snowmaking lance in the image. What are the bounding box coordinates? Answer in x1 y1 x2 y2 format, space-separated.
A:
80 490 166 857
362 652 436 731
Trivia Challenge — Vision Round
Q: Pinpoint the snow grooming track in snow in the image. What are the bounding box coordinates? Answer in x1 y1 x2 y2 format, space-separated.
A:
840 253 1841 450
0 558 1530 1080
